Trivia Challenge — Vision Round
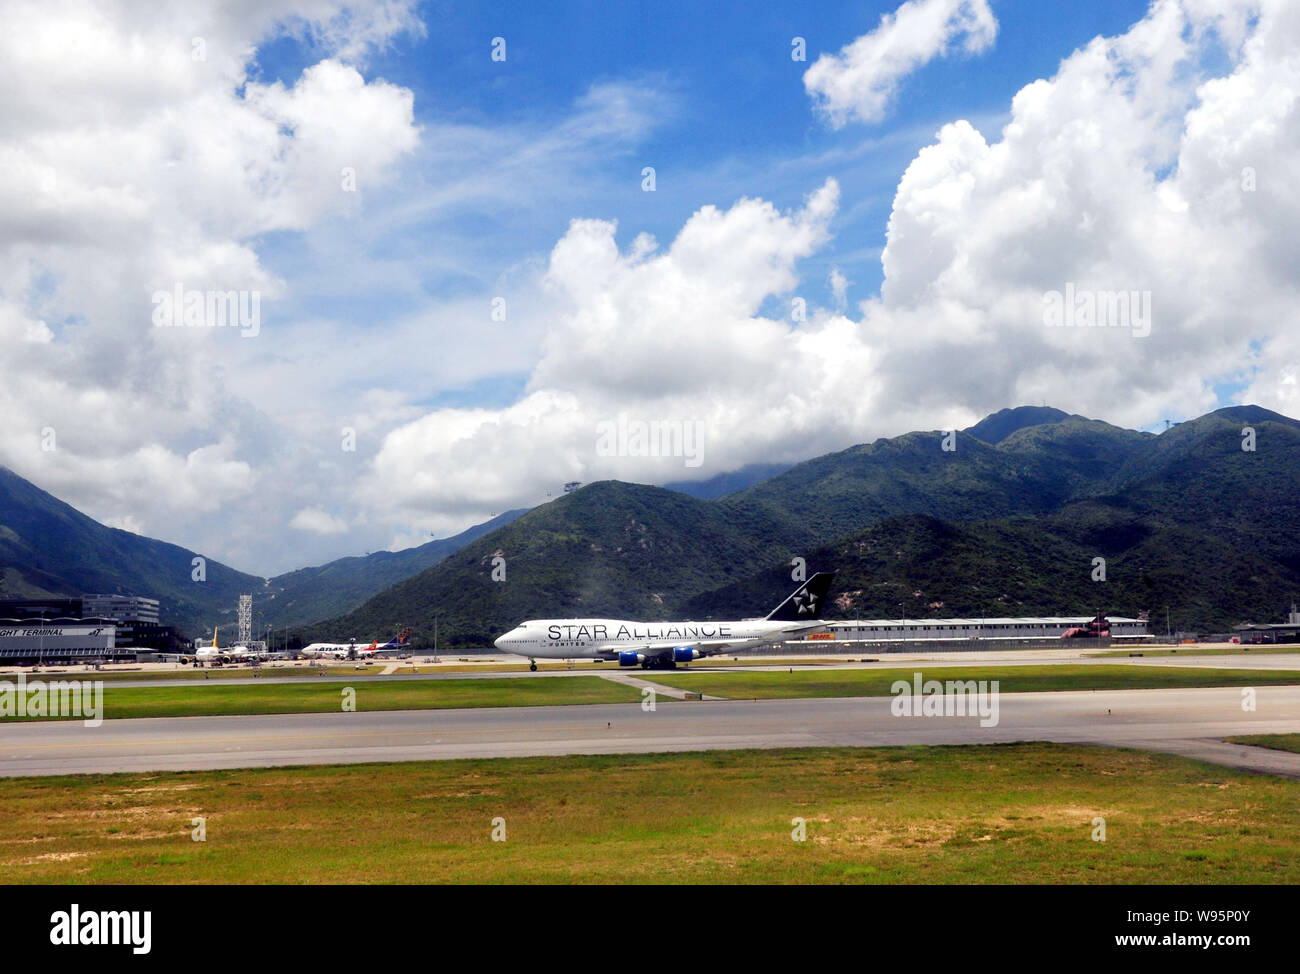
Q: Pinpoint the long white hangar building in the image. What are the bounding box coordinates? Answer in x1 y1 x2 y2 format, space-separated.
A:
809 615 1149 645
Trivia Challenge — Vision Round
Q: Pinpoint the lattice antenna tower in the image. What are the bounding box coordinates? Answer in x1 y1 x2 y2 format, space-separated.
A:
237 594 253 645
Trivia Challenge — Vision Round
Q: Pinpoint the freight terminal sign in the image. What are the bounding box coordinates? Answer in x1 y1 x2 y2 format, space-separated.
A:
0 625 116 652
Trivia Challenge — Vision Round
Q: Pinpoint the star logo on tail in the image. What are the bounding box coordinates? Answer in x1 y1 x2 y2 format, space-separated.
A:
794 589 818 615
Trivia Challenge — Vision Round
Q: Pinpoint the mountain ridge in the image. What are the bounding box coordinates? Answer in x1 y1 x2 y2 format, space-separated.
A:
310 404 1300 644
8 403 1295 644
0 465 529 635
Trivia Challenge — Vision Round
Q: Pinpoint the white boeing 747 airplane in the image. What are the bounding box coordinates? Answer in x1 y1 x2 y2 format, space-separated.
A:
300 628 412 660
494 572 835 671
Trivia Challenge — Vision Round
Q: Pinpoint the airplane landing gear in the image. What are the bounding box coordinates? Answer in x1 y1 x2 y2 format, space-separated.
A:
641 657 677 670
529 661 537 672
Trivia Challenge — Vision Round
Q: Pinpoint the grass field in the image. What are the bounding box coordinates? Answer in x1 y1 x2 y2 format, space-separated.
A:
1091 647 1300 658
7 657 860 682
1226 734 1300 754
2 744 1295 884
662 665 1300 700
0 676 640 722
7 662 587 681
6 664 1297 721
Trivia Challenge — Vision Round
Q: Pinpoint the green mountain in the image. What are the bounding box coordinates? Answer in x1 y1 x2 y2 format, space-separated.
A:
0 465 263 635
1102 405 1300 570
312 404 1299 645
300 481 796 647
662 461 794 499
683 407 1300 632
679 504 1293 633
0 465 529 636
715 411 1151 549
964 405 1072 444
11 403 1294 645
263 509 527 629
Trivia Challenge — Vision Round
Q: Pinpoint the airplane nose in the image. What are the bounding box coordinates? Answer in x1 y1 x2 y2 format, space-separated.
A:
493 634 505 650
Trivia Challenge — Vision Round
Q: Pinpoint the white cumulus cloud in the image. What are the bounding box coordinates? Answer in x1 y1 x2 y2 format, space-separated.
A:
804 0 998 127
289 508 350 535
0 0 422 571
360 181 862 532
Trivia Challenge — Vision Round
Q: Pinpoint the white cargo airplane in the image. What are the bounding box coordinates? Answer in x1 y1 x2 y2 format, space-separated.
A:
494 572 835 671
299 639 359 660
300 628 412 660
180 628 266 666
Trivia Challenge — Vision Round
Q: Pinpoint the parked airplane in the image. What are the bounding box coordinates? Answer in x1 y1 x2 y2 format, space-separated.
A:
494 572 836 670
301 627 412 660
299 638 356 660
179 628 266 666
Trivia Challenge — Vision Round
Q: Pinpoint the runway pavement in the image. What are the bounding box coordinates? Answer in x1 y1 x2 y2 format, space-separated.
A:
1 685 1298 779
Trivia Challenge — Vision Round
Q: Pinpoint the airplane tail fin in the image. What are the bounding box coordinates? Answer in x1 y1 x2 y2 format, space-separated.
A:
375 628 411 650
765 572 835 622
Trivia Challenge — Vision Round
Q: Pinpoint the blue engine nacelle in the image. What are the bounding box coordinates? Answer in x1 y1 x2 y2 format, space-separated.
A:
672 646 701 663
618 651 646 667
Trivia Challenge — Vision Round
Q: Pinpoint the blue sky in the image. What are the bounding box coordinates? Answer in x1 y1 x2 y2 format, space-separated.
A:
266 2 1150 277
251 0 1157 404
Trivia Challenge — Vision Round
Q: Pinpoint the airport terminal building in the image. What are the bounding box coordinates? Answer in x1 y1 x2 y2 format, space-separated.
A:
81 594 160 625
0 594 183 664
0 620 119 665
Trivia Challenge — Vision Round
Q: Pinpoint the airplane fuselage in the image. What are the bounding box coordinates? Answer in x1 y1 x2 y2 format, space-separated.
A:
301 643 374 659
188 644 265 664
494 617 814 660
